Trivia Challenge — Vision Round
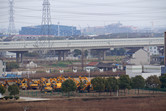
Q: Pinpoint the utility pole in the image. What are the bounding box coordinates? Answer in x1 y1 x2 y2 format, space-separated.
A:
58 22 60 36
164 32 166 66
81 49 84 71
8 0 15 35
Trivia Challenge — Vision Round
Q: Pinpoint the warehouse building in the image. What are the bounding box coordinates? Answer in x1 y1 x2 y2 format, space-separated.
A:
19 25 81 36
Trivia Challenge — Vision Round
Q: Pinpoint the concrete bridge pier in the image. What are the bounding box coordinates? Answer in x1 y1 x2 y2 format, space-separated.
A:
92 49 108 61
57 50 69 61
11 51 27 63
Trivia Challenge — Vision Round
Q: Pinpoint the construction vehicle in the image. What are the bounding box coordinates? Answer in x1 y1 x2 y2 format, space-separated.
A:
19 78 31 90
68 77 79 87
78 76 92 92
40 77 53 92
30 80 39 89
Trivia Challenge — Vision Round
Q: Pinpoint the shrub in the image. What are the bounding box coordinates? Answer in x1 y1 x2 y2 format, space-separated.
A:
4 96 9 100
14 96 19 100
0 85 6 95
9 95 13 99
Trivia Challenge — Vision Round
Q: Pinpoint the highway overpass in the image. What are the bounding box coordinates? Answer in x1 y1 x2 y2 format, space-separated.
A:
0 37 164 51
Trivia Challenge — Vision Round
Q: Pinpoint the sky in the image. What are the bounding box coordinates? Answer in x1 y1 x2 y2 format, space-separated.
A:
0 0 166 30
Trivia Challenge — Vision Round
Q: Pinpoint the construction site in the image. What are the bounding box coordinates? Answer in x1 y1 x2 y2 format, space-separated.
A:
1 0 166 111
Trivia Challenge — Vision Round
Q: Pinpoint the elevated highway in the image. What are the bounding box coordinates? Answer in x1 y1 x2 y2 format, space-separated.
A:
0 37 164 51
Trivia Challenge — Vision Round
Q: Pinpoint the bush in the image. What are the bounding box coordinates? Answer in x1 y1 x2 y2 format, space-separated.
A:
4 96 9 100
14 96 19 100
8 84 19 96
9 95 13 99
6 62 19 71
62 79 76 97
91 77 105 93
0 85 6 95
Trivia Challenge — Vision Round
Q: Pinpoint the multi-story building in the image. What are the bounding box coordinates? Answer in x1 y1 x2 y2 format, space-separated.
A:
144 46 159 55
19 25 81 36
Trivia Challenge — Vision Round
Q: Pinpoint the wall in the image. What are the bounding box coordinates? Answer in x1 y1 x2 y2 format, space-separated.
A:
129 49 150 65
0 60 6 76
126 65 161 79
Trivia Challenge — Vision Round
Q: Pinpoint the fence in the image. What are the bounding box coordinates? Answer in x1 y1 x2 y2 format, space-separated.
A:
18 88 166 98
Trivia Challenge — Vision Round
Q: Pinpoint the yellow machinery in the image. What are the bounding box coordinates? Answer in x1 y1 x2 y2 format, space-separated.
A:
40 77 53 92
30 80 39 89
78 76 92 92
0 82 4 87
51 76 66 91
68 77 79 87
20 78 30 90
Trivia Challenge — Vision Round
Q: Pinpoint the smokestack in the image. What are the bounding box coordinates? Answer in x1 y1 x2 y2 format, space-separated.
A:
164 32 166 66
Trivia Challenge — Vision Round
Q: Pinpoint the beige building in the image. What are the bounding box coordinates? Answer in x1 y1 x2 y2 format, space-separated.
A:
129 49 150 65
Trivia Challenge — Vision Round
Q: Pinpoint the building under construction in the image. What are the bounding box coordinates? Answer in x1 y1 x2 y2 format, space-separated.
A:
19 25 81 36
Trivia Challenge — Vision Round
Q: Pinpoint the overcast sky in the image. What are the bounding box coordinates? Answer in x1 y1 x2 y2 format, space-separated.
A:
0 0 166 30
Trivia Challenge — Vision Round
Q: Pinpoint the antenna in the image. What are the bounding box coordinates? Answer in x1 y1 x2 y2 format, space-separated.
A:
8 0 16 35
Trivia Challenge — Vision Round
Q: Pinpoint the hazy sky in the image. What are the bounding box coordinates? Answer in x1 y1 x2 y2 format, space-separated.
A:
0 0 166 30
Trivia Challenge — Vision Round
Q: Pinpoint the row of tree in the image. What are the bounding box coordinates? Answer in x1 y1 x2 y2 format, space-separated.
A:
61 74 166 96
0 84 19 96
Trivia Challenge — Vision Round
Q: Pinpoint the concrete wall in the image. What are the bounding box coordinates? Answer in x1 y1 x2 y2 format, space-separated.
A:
126 65 142 78
126 65 161 79
143 65 161 73
142 73 161 79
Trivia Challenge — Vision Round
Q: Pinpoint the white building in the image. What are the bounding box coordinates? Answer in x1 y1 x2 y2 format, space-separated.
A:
0 60 6 76
0 51 16 58
26 61 37 68
129 49 150 65
126 65 161 79
144 46 159 56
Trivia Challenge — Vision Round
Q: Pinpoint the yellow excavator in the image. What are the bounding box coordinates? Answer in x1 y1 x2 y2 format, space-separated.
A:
20 78 31 90
78 76 92 92
30 80 39 90
40 77 53 92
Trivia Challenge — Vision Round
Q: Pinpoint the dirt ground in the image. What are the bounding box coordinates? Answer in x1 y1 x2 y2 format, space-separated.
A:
1 95 166 111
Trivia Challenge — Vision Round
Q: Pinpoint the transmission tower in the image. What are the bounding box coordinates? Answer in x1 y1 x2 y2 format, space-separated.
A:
41 0 52 36
8 0 16 34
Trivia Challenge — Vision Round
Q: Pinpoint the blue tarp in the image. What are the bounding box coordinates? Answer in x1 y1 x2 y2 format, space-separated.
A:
0 74 21 78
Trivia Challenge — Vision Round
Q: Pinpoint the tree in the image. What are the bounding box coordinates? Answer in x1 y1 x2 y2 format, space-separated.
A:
73 49 81 57
131 75 145 94
91 77 105 95
119 75 131 94
77 80 84 92
61 79 76 97
0 85 6 95
105 77 119 96
8 84 19 96
146 75 161 93
160 74 166 88
6 62 19 71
